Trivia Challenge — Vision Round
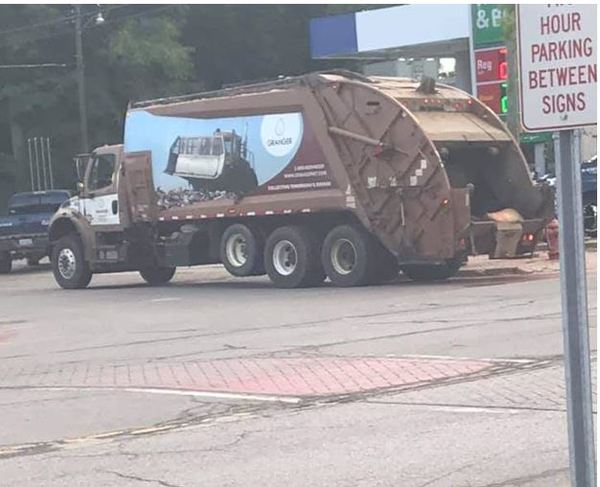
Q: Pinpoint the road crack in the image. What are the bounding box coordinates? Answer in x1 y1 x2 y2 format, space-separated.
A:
105 469 185 487
473 467 569 486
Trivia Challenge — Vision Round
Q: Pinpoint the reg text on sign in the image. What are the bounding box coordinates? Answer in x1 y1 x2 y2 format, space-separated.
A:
517 4 597 132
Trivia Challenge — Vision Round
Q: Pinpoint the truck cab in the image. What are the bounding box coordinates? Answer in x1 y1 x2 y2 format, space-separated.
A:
50 144 148 287
71 144 124 227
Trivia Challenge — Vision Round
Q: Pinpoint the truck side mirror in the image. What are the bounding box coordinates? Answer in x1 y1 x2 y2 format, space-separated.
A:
73 153 91 183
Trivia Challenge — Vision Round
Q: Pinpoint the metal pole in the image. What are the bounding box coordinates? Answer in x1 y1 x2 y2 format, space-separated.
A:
46 138 54 190
40 136 48 190
33 137 41 192
75 5 89 153
27 138 34 191
554 130 596 487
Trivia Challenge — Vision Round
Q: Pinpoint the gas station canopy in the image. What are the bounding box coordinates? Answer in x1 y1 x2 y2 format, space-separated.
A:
309 4 472 60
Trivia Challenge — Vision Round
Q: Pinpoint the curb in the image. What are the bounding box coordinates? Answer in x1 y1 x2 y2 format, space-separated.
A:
457 267 530 278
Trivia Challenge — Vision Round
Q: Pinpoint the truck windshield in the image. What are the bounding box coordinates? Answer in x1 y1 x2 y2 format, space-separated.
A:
88 154 116 191
223 137 234 155
212 138 224 156
179 137 224 156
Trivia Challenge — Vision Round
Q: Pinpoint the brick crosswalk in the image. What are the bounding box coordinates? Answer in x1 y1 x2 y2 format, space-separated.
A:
3 356 500 397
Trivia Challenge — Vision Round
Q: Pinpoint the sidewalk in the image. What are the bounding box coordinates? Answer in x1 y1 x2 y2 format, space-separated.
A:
458 247 597 278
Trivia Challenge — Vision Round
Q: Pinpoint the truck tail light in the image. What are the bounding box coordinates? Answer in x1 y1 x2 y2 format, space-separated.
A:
522 233 535 242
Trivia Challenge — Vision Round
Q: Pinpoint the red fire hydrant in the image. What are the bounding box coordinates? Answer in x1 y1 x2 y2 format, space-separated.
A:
545 218 559 260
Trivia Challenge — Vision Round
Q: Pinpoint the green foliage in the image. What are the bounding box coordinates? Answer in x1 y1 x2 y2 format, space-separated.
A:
110 17 193 80
0 4 381 199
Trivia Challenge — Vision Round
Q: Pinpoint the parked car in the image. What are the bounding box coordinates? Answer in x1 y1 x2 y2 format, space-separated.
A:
535 155 596 237
0 190 70 273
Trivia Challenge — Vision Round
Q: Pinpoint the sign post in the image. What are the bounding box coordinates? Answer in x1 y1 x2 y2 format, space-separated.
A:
517 5 596 487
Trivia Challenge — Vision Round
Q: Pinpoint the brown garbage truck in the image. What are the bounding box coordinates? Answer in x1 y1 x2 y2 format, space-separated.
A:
48 71 553 289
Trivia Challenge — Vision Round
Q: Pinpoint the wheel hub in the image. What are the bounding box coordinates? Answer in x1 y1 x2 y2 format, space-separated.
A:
57 248 77 280
272 240 297 276
226 233 248 267
331 239 357 275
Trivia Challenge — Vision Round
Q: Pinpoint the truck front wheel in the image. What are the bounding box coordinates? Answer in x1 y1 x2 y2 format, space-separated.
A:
220 224 264 277
139 266 176 286
264 226 324 288
51 235 92 289
0 251 11 274
321 225 374 287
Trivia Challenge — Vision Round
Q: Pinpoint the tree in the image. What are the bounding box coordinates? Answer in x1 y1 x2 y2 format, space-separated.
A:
0 4 378 204
0 5 195 198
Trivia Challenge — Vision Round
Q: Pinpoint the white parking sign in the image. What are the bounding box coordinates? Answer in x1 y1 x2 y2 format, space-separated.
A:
517 4 597 131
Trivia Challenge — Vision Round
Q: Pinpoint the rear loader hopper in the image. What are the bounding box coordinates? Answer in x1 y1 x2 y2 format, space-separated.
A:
49 71 554 289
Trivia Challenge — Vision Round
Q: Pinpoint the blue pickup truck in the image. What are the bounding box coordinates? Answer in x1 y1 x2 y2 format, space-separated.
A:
0 190 70 273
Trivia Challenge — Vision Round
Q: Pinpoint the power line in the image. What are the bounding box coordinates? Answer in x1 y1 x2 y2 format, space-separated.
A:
0 5 130 38
0 5 179 49
0 14 76 37
0 63 68 69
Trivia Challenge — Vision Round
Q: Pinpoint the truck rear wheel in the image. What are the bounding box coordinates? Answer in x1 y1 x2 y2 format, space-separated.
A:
264 226 323 288
139 266 176 286
220 224 264 277
402 258 462 282
51 235 92 289
0 251 11 274
321 225 375 287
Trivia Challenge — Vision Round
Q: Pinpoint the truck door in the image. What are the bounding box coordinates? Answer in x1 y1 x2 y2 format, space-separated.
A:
82 153 120 226
121 151 157 222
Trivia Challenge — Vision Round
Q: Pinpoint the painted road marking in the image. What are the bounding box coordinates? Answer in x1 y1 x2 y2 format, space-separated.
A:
0 385 302 404
400 354 536 364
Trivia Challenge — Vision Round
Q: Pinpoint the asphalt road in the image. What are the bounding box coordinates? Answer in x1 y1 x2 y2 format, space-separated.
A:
0 257 596 487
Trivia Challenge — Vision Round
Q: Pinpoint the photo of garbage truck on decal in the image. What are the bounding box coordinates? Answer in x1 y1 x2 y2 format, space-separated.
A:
164 129 258 194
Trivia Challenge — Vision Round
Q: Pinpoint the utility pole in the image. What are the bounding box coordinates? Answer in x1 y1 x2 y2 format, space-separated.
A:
74 5 89 153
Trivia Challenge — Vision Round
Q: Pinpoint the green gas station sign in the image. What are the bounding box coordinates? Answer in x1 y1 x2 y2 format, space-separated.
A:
471 4 508 47
519 132 552 145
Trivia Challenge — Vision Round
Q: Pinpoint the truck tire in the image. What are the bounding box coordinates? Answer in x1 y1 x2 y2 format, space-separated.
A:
0 252 11 274
139 266 176 286
264 225 323 288
402 258 462 282
220 224 264 277
51 235 92 289
321 225 376 287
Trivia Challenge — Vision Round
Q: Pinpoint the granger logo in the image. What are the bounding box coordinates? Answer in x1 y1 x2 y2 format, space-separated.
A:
260 113 303 157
